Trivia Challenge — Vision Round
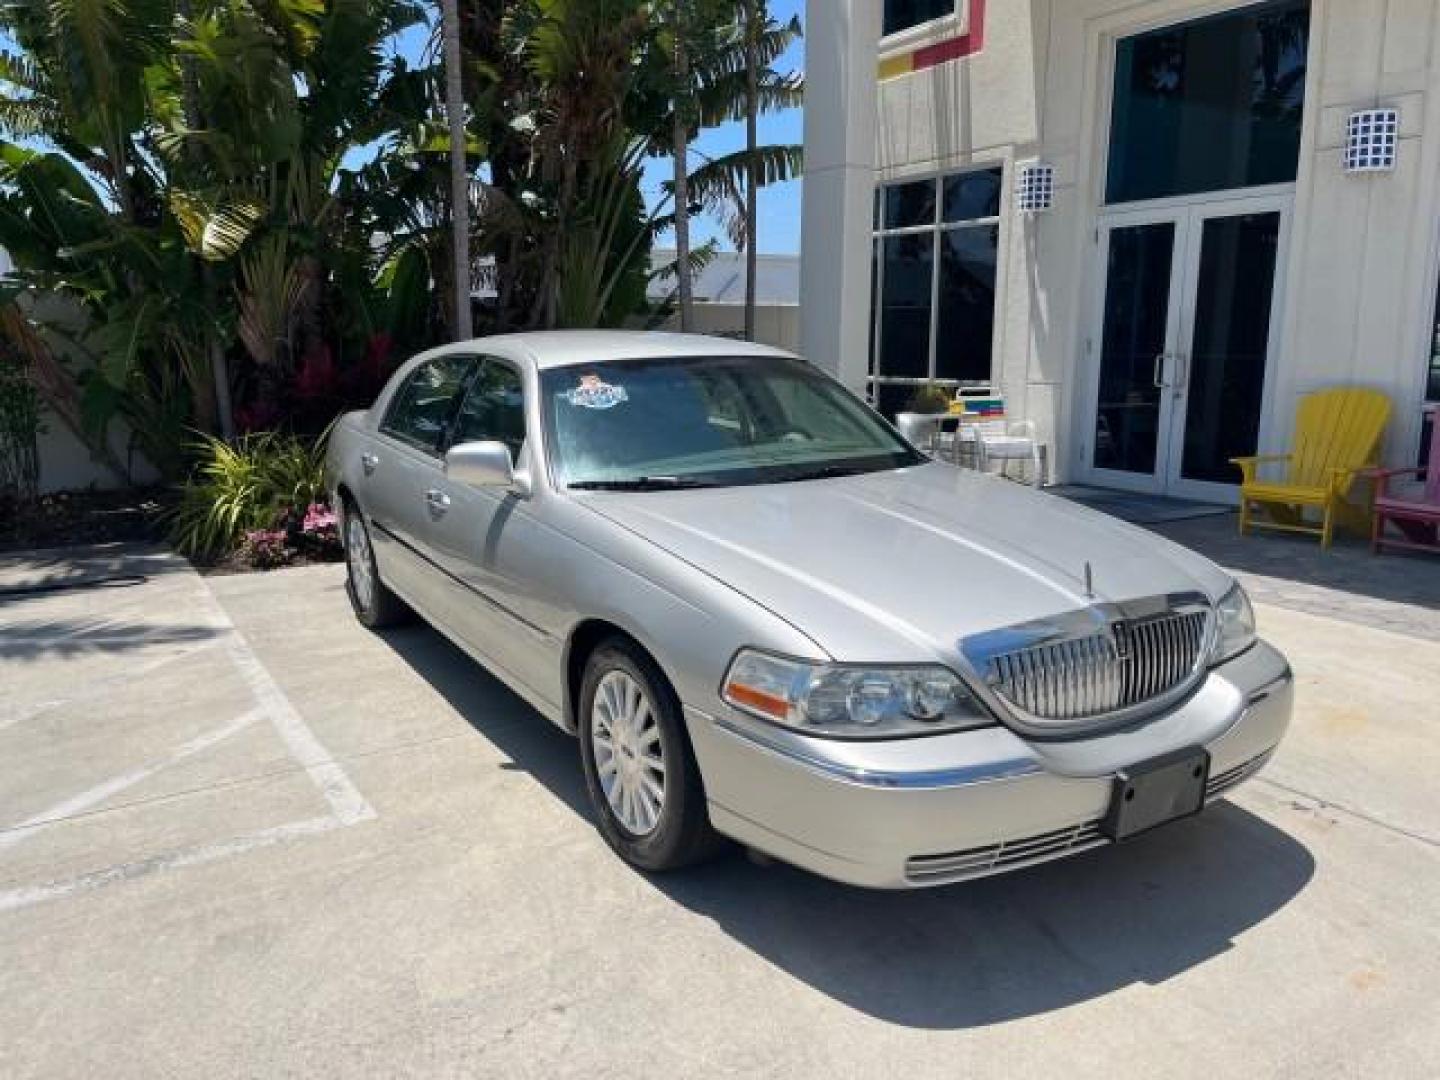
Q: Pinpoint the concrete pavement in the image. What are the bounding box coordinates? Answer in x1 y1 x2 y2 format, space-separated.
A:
0 544 1436 1078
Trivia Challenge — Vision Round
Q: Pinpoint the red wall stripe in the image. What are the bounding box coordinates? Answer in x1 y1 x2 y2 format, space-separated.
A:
912 0 987 72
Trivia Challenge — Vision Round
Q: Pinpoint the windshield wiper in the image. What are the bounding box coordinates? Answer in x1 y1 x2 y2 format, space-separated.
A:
775 464 875 483
567 476 719 491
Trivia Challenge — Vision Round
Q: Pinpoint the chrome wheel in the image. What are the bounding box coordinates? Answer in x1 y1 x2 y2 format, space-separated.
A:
345 512 375 612
590 669 666 836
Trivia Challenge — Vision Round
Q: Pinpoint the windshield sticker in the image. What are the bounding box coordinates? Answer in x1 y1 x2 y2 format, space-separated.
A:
565 374 629 410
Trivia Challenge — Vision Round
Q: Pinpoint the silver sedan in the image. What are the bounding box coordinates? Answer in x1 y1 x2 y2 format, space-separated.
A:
327 331 1292 888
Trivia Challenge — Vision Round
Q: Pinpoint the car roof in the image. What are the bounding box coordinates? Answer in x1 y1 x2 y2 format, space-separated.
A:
420 330 799 371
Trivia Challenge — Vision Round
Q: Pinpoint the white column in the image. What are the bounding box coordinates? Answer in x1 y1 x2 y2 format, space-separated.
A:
800 0 880 396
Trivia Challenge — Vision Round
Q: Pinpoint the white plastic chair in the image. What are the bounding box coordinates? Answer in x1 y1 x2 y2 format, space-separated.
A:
953 388 1047 488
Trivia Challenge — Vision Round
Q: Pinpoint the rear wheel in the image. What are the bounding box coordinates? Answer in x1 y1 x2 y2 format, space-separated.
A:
578 638 721 871
342 500 409 629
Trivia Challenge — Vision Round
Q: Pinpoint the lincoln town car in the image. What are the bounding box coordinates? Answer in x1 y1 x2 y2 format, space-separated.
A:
326 331 1292 888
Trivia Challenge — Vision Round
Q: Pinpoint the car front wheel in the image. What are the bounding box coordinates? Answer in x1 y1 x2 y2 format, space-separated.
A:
578 638 720 872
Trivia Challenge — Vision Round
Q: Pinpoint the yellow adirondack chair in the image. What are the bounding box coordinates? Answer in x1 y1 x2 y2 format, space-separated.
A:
1231 387 1391 550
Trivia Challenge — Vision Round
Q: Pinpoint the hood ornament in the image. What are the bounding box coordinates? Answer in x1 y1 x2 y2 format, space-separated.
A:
1083 561 1094 599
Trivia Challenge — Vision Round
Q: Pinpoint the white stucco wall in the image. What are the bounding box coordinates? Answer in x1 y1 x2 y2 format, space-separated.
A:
866 0 1440 481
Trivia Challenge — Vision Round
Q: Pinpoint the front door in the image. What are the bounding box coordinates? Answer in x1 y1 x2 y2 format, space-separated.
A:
1085 195 1286 499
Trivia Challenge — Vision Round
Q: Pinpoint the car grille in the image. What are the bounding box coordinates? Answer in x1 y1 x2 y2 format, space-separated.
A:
905 821 1108 884
903 750 1272 885
988 609 1209 722
1205 750 1272 799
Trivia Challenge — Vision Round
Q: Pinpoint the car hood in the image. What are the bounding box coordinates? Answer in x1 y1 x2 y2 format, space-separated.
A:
577 463 1232 662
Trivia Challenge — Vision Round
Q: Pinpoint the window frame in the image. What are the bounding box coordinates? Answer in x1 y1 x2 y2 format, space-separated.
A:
869 164 1005 405
379 354 479 458
879 0 967 58
445 354 530 459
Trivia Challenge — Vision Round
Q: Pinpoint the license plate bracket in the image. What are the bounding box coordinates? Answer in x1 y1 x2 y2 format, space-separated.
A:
1101 746 1210 841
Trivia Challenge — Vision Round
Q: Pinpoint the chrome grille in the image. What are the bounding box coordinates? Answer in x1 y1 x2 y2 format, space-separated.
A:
906 821 1107 884
1205 751 1272 799
988 609 1209 722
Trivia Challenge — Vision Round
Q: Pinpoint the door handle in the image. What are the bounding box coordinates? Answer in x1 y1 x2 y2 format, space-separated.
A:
360 452 379 475
1153 352 1169 389
424 489 451 514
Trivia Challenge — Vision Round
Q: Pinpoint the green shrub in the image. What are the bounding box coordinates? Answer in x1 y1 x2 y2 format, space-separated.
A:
169 431 328 559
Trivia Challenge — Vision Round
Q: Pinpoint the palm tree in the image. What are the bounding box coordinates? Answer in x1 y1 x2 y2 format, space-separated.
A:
441 0 473 340
668 1 696 331
687 4 801 338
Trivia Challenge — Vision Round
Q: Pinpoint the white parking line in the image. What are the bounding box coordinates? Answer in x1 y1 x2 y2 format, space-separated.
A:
0 640 225 734
0 568 376 913
0 816 340 913
224 640 376 826
0 709 261 854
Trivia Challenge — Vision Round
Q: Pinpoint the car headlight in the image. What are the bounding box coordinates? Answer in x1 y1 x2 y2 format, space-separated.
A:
1210 582 1257 665
721 649 995 738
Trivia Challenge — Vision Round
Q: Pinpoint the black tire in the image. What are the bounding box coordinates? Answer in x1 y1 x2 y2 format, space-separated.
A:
578 637 723 872
342 498 410 629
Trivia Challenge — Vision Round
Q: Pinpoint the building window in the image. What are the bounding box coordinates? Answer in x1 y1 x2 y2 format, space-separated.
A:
1106 0 1310 205
870 167 1002 416
884 0 960 39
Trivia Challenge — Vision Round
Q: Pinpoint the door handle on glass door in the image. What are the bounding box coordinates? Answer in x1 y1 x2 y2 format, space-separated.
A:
360 452 379 475
1153 352 1169 389
425 489 451 514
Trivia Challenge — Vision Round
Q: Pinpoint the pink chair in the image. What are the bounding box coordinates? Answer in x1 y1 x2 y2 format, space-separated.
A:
1370 405 1440 556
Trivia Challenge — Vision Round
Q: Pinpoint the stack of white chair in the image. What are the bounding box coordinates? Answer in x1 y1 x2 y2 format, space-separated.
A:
952 386 1047 488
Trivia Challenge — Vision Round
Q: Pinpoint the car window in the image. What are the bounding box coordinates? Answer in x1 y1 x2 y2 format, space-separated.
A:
381 355 474 454
451 359 526 457
541 355 924 488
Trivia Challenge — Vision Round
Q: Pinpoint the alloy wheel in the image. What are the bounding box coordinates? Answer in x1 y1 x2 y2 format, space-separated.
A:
590 669 667 836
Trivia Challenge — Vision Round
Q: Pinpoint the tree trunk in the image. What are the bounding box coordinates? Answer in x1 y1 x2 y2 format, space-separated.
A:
743 0 759 342
178 0 233 438
442 0 473 341
672 7 694 332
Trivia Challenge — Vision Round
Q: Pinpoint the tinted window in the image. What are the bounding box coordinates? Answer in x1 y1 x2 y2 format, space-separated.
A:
882 178 936 230
878 233 934 379
884 0 956 37
942 168 1002 223
934 225 998 382
381 356 473 453
452 360 526 456
1106 0 1310 204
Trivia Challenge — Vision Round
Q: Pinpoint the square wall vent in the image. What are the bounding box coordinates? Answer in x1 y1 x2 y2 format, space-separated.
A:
1015 162 1055 212
1344 109 1399 173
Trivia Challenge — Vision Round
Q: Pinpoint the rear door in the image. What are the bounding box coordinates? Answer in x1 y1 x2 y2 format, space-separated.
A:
361 353 476 609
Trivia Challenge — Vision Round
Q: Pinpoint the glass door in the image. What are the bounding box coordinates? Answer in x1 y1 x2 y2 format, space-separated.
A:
1085 197 1286 498
1087 213 1186 493
1165 200 1284 500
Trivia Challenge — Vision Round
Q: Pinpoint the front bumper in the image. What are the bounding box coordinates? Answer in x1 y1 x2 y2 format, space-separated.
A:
685 639 1293 889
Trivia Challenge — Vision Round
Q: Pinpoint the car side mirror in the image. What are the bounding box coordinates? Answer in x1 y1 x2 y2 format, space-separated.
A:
445 440 517 489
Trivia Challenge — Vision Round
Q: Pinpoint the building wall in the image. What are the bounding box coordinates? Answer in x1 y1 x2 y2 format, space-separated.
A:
874 0 1440 480
651 303 802 353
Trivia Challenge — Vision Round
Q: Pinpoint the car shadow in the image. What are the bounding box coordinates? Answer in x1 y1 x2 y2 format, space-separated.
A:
379 621 1316 1031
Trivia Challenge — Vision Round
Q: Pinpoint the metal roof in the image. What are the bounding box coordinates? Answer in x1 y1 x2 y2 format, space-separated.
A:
648 250 800 306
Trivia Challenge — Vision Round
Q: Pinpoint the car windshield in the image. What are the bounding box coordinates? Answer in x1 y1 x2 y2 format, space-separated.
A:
541 355 923 490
